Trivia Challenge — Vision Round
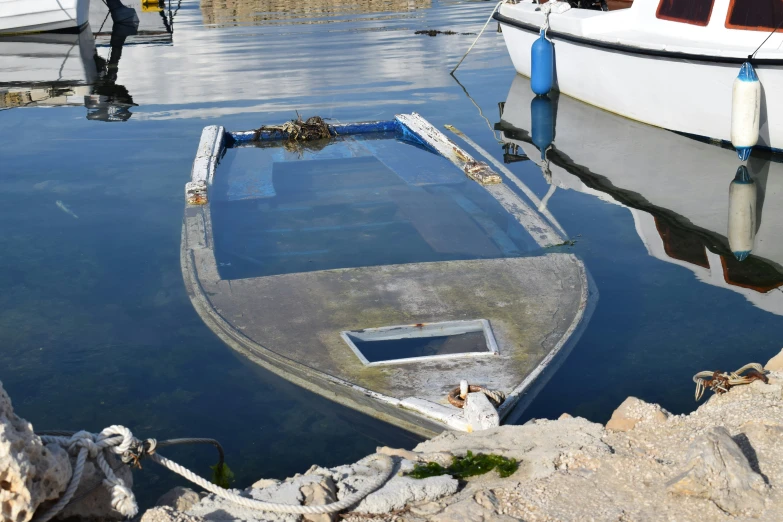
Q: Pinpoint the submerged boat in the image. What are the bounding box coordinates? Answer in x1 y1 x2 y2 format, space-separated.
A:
497 74 783 316
0 0 91 34
181 116 596 436
494 0 783 151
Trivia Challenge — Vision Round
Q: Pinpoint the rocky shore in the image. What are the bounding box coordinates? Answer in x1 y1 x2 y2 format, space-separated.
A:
3 350 783 522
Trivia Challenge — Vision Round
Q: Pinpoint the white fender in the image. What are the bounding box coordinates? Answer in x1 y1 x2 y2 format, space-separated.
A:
731 62 761 161
727 166 756 261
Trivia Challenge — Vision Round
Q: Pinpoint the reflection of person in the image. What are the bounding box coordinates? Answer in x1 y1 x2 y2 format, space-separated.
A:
86 1 139 121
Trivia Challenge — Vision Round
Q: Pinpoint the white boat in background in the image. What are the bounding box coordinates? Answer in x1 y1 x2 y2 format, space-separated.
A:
497 74 783 315
494 0 783 151
0 30 97 108
0 0 91 34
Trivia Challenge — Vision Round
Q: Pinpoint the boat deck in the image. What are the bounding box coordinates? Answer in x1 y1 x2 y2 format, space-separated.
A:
182 119 593 435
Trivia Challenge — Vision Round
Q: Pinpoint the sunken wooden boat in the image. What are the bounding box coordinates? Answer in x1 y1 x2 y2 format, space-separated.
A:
181 114 596 436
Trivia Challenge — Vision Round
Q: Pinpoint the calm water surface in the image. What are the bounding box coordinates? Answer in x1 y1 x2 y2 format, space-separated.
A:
1 0 782 507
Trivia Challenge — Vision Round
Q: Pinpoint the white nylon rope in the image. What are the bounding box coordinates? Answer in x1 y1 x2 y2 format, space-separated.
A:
33 426 395 520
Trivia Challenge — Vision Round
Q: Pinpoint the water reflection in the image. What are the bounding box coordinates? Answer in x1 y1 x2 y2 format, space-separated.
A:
91 0 181 45
0 1 181 120
200 0 432 27
496 75 783 314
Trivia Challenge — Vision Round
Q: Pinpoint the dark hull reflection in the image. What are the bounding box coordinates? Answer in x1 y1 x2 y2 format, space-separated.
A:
497 75 783 315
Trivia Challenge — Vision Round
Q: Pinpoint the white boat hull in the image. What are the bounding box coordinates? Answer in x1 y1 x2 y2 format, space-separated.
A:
496 5 783 151
0 0 90 34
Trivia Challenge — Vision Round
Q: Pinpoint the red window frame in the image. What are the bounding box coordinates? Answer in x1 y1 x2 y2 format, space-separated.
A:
725 0 783 32
656 0 715 27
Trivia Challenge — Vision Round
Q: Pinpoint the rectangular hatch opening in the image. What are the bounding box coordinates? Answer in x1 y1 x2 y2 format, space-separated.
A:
341 319 498 366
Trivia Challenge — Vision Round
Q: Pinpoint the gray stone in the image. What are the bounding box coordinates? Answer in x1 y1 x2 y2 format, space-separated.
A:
605 396 669 432
141 506 205 522
351 476 458 514
250 479 279 490
300 475 337 522
766 347 783 371
376 446 453 467
137 372 783 521
668 426 768 516
0 380 71 522
56 451 134 521
463 393 499 432
156 487 201 512
415 417 609 481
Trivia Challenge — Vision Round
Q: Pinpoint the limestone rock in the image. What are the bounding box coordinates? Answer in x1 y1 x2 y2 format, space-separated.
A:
300 475 337 522
156 487 201 512
351 475 458 514
605 396 669 432
765 347 783 371
250 478 279 490
0 380 71 522
414 417 609 481
56 452 134 521
463 393 499 432
376 447 453 467
668 426 767 516
141 506 205 522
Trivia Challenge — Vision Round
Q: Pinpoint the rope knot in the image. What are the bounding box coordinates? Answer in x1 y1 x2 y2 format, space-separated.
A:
107 482 138 518
99 425 135 454
67 431 100 457
120 438 158 469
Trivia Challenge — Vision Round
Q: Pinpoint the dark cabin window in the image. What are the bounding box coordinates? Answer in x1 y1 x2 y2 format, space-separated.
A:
726 0 783 32
656 0 715 26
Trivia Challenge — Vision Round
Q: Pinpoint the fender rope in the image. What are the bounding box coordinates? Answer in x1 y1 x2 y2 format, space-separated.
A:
693 363 768 401
33 426 394 521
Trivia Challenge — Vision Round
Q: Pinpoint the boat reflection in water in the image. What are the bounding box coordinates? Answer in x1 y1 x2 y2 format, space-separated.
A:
497 75 783 315
90 0 179 45
200 0 431 27
1 1 181 121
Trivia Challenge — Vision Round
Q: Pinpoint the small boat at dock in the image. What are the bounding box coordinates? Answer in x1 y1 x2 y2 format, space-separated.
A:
494 0 783 151
0 0 91 34
181 115 596 436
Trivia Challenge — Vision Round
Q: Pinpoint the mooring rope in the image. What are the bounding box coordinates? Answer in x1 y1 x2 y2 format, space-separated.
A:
33 426 394 521
447 380 506 409
451 0 507 74
693 363 768 401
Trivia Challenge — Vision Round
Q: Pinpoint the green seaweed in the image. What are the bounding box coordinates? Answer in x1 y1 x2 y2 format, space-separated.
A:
210 462 235 488
407 451 518 480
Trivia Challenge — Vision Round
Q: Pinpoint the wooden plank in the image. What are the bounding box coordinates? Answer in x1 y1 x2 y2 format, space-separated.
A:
396 112 502 185
187 126 225 204
485 184 564 248
397 113 562 247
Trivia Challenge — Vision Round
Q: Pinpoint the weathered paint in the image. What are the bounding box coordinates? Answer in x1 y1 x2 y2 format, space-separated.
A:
180 119 594 435
445 123 568 238
187 125 225 205
395 113 502 185
185 180 208 205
